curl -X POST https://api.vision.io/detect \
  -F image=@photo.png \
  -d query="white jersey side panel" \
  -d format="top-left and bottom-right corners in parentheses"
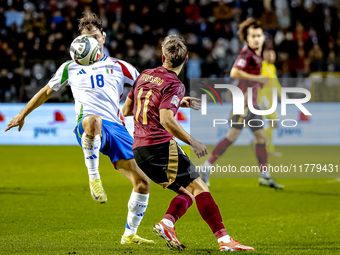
top-left (48, 55), bottom-right (139, 124)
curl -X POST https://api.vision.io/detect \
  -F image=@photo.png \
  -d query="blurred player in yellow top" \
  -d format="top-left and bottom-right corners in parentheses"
top-left (258, 49), bottom-right (282, 157)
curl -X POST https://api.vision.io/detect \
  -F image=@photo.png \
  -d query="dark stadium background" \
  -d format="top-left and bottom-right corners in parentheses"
top-left (1, 0), bottom-right (340, 102)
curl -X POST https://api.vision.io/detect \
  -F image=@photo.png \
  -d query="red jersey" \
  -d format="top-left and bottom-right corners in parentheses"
top-left (232, 45), bottom-right (263, 107)
top-left (128, 66), bottom-right (185, 149)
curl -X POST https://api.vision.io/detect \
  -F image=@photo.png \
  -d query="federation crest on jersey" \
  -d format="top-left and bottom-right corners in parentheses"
top-left (106, 65), bottom-right (114, 74)
top-left (237, 58), bottom-right (246, 68)
top-left (171, 95), bottom-right (180, 107)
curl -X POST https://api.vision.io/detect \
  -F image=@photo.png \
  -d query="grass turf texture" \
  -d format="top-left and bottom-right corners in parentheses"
top-left (0, 145), bottom-right (339, 255)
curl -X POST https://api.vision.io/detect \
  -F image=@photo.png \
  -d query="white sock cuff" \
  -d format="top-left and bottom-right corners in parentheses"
top-left (130, 190), bottom-right (149, 203)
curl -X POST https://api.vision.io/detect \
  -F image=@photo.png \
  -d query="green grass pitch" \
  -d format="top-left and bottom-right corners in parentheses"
top-left (0, 145), bottom-right (339, 254)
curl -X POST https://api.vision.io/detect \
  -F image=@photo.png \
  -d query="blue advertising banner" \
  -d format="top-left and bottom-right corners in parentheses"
top-left (0, 103), bottom-right (339, 145)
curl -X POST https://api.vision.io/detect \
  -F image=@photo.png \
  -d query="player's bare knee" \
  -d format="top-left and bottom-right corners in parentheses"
top-left (187, 178), bottom-right (209, 197)
top-left (83, 115), bottom-right (102, 136)
top-left (256, 136), bottom-right (267, 144)
top-left (226, 134), bottom-right (237, 143)
top-left (260, 134), bottom-right (267, 144)
top-left (254, 130), bottom-right (267, 144)
top-left (135, 177), bottom-right (150, 194)
top-left (226, 128), bottom-right (240, 143)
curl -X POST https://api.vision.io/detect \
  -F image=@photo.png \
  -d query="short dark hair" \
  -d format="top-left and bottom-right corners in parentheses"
top-left (78, 12), bottom-right (103, 35)
top-left (238, 18), bottom-right (262, 42)
top-left (162, 35), bottom-right (188, 68)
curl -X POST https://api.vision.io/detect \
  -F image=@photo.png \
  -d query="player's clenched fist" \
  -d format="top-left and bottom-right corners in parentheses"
top-left (5, 114), bottom-right (25, 132)
top-left (191, 139), bottom-right (208, 158)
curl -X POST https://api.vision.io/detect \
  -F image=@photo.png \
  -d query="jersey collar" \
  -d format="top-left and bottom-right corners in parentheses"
top-left (100, 55), bottom-right (108, 61)
top-left (247, 45), bottom-right (256, 53)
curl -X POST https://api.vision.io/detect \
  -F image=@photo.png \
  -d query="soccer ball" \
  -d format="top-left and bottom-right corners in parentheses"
top-left (70, 35), bottom-right (102, 65)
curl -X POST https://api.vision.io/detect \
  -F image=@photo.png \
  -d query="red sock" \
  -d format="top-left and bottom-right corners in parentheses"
top-left (164, 192), bottom-right (193, 225)
top-left (195, 192), bottom-right (228, 239)
top-left (255, 143), bottom-right (267, 171)
top-left (207, 138), bottom-right (233, 165)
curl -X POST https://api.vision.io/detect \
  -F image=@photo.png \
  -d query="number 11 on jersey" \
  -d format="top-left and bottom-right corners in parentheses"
top-left (135, 88), bottom-right (152, 124)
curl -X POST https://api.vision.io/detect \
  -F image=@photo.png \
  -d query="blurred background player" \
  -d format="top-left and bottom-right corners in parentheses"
top-left (201, 18), bottom-right (283, 189)
top-left (5, 12), bottom-right (155, 245)
top-left (257, 48), bottom-right (283, 157)
top-left (123, 35), bottom-right (255, 252)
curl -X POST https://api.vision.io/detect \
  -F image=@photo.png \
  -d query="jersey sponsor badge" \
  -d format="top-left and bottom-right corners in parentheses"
top-left (171, 95), bottom-right (180, 107)
top-left (237, 58), bottom-right (246, 68)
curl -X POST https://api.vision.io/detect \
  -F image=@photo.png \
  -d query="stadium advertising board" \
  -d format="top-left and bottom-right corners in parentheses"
top-left (0, 103), bottom-right (339, 145)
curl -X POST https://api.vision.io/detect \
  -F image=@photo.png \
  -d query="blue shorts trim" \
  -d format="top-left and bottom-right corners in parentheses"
top-left (75, 116), bottom-right (134, 163)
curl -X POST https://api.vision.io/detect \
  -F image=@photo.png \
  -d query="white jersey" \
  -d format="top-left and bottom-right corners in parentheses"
top-left (48, 55), bottom-right (139, 125)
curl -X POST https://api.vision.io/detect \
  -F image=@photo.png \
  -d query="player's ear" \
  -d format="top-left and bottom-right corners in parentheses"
top-left (184, 56), bottom-right (188, 63)
top-left (162, 55), bottom-right (165, 63)
top-left (103, 31), bottom-right (106, 41)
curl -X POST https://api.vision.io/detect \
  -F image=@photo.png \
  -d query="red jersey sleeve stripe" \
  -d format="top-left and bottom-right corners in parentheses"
top-left (117, 61), bottom-right (134, 81)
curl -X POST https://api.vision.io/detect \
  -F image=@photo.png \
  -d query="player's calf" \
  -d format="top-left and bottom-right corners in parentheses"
top-left (81, 131), bottom-right (106, 203)
top-left (186, 178), bottom-right (255, 251)
top-left (80, 115), bottom-right (105, 202)
top-left (116, 159), bottom-right (151, 241)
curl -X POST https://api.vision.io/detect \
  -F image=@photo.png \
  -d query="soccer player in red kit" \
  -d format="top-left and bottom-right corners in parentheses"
top-left (122, 35), bottom-right (255, 251)
top-left (201, 18), bottom-right (283, 189)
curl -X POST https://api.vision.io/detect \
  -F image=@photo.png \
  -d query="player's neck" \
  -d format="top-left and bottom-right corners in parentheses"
top-left (248, 45), bottom-right (262, 56)
top-left (100, 52), bottom-right (105, 60)
top-left (162, 64), bottom-right (182, 76)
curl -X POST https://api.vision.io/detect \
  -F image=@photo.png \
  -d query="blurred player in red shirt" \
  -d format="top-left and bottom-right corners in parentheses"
top-left (201, 18), bottom-right (283, 189)
top-left (122, 35), bottom-right (255, 252)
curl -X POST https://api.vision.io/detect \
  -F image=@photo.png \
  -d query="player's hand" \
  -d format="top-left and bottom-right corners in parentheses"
top-left (5, 114), bottom-right (25, 132)
top-left (180, 97), bottom-right (201, 110)
top-left (191, 139), bottom-right (208, 158)
top-left (259, 76), bottom-right (269, 86)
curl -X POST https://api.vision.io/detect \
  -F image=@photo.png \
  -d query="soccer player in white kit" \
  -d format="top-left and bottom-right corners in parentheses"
top-left (5, 12), bottom-right (154, 245)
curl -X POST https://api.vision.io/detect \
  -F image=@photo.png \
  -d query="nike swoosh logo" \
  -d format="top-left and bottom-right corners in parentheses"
top-left (92, 189), bottom-right (100, 200)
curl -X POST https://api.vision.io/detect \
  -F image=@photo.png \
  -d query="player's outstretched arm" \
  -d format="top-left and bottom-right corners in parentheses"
top-left (160, 109), bottom-right (208, 158)
top-left (5, 85), bottom-right (55, 132)
top-left (230, 67), bottom-right (268, 85)
top-left (122, 97), bottom-right (134, 117)
top-left (180, 97), bottom-right (201, 110)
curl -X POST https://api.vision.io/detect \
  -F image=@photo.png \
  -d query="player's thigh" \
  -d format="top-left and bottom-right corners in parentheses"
top-left (133, 144), bottom-right (170, 187)
top-left (185, 177), bottom-right (209, 197)
top-left (228, 110), bottom-right (245, 142)
top-left (253, 128), bottom-right (267, 144)
top-left (82, 114), bottom-right (103, 136)
top-left (166, 141), bottom-right (201, 192)
top-left (226, 127), bottom-right (242, 142)
top-left (115, 158), bottom-right (150, 193)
